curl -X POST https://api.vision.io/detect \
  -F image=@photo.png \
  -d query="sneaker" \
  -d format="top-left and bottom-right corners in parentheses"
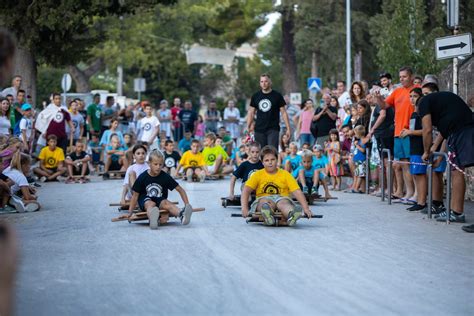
top-left (57, 176), bottom-right (66, 182)
top-left (302, 186), bottom-right (309, 195)
top-left (187, 174), bottom-right (193, 182)
top-left (407, 204), bottom-right (426, 212)
top-left (39, 176), bottom-right (47, 183)
top-left (0, 205), bottom-right (17, 213)
top-left (148, 206), bottom-right (160, 230)
top-left (435, 211), bottom-right (465, 223)
top-left (462, 224), bottom-right (474, 233)
top-left (260, 203), bottom-right (275, 226)
top-left (199, 173), bottom-right (206, 183)
top-left (102, 173), bottom-right (110, 180)
top-left (9, 196), bottom-right (25, 213)
top-left (66, 177), bottom-right (75, 184)
top-left (25, 202), bottom-right (40, 212)
top-left (79, 177), bottom-right (86, 184)
top-left (421, 204), bottom-right (446, 215)
top-left (180, 204), bottom-right (193, 225)
top-left (287, 206), bottom-right (303, 227)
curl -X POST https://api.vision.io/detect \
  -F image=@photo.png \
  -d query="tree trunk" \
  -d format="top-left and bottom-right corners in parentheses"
top-left (68, 57), bottom-right (104, 93)
top-left (13, 46), bottom-right (36, 106)
top-left (281, 2), bottom-right (299, 95)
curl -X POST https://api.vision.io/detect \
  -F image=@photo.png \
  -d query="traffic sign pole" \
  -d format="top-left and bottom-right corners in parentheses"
top-left (453, 29), bottom-right (459, 94)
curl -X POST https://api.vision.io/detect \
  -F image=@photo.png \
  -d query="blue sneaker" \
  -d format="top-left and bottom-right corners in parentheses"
top-left (435, 211), bottom-right (465, 223)
top-left (260, 203), bottom-right (275, 226)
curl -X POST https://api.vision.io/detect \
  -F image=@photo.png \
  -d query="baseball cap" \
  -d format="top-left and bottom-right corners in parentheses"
top-left (422, 74), bottom-right (438, 86)
top-left (21, 103), bottom-right (32, 111)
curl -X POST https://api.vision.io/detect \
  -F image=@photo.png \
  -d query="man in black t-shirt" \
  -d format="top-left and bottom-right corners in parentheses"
top-left (247, 74), bottom-right (290, 149)
top-left (312, 94), bottom-right (337, 147)
top-left (178, 101), bottom-right (198, 135)
top-left (418, 91), bottom-right (474, 225)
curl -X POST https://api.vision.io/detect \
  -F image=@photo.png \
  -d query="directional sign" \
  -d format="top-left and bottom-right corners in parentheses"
top-left (134, 78), bottom-right (146, 92)
top-left (290, 93), bottom-right (302, 105)
top-left (307, 77), bottom-right (322, 92)
top-left (435, 33), bottom-right (472, 60)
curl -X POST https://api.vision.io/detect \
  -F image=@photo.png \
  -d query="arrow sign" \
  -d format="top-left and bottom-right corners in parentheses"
top-left (435, 33), bottom-right (472, 60)
top-left (307, 77), bottom-right (322, 92)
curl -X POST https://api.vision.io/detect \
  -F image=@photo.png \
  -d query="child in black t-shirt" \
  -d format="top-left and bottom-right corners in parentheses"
top-left (162, 140), bottom-right (181, 177)
top-left (65, 140), bottom-right (91, 183)
top-left (229, 142), bottom-right (263, 200)
top-left (128, 150), bottom-right (193, 230)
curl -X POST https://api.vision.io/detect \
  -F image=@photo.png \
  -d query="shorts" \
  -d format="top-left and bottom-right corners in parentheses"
top-left (110, 160), bottom-right (121, 171)
top-left (184, 166), bottom-right (203, 172)
top-left (47, 167), bottom-right (58, 173)
top-left (394, 137), bottom-right (410, 160)
top-left (376, 136), bottom-right (394, 158)
top-left (354, 161), bottom-right (366, 177)
top-left (207, 164), bottom-right (220, 174)
top-left (138, 195), bottom-right (165, 211)
top-left (409, 155), bottom-right (427, 175)
top-left (72, 162), bottom-right (90, 176)
top-left (447, 125), bottom-right (474, 169)
top-left (249, 195), bottom-right (296, 213)
top-left (433, 157), bottom-right (447, 173)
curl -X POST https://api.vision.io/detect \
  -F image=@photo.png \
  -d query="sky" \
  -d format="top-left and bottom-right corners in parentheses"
top-left (256, 12), bottom-right (281, 38)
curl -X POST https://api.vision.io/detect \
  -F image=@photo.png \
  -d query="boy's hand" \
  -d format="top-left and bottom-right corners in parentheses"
top-left (242, 208), bottom-right (249, 218)
top-left (303, 207), bottom-right (313, 219)
top-left (229, 193), bottom-right (235, 200)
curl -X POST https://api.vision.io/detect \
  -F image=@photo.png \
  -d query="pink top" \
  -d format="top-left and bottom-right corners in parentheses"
top-left (195, 122), bottom-right (206, 137)
top-left (0, 148), bottom-right (15, 170)
top-left (300, 109), bottom-right (313, 134)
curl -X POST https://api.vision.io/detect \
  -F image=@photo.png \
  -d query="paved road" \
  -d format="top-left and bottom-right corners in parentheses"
top-left (5, 176), bottom-right (474, 315)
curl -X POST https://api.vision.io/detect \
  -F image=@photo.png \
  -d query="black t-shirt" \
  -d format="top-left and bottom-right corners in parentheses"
top-left (409, 112), bottom-right (423, 155)
top-left (418, 91), bottom-right (473, 139)
top-left (79, 110), bottom-right (88, 137)
top-left (232, 160), bottom-right (264, 182)
top-left (67, 151), bottom-right (89, 161)
top-left (250, 90), bottom-right (286, 132)
top-left (132, 171), bottom-right (178, 200)
top-left (313, 105), bottom-right (337, 137)
top-left (164, 151), bottom-right (181, 169)
top-left (371, 105), bottom-right (395, 138)
top-left (179, 109), bottom-right (198, 133)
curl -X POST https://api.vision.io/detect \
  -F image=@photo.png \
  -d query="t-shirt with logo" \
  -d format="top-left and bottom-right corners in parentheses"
top-left (179, 150), bottom-right (205, 169)
top-left (47, 108), bottom-right (71, 139)
top-left (164, 151), bottom-right (181, 169)
top-left (38, 146), bottom-right (65, 169)
top-left (178, 109), bottom-right (198, 133)
top-left (137, 116), bottom-right (160, 143)
top-left (66, 112), bottom-right (84, 140)
top-left (282, 154), bottom-right (302, 171)
top-left (19, 117), bottom-right (33, 140)
top-left (245, 168), bottom-right (300, 198)
top-left (67, 150), bottom-right (89, 162)
top-left (250, 90), bottom-right (286, 133)
top-left (312, 155), bottom-right (328, 169)
top-left (87, 103), bottom-right (102, 132)
top-left (385, 85), bottom-right (416, 137)
top-left (232, 160), bottom-right (264, 183)
top-left (202, 145), bottom-right (228, 166)
top-left (132, 170), bottom-right (178, 201)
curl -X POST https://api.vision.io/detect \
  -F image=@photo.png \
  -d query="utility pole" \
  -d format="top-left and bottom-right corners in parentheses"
top-left (346, 0), bottom-right (351, 88)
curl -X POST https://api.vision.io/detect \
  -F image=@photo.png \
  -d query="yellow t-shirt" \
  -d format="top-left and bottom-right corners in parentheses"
top-left (38, 146), bottom-right (65, 169)
top-left (202, 145), bottom-right (228, 166)
top-left (245, 169), bottom-right (300, 198)
top-left (179, 150), bottom-right (205, 168)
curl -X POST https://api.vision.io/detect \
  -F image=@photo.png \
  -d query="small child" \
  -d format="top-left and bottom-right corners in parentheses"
top-left (241, 145), bottom-right (312, 226)
top-left (229, 142), bottom-right (263, 200)
top-left (283, 142), bottom-right (301, 173)
top-left (311, 145), bottom-right (332, 199)
top-left (194, 115), bottom-right (206, 141)
top-left (163, 140), bottom-right (181, 176)
top-left (351, 125), bottom-right (369, 193)
top-left (232, 144), bottom-right (248, 167)
top-left (19, 104), bottom-right (34, 153)
top-left (176, 139), bottom-right (206, 182)
top-left (326, 128), bottom-right (343, 190)
top-left (33, 135), bottom-right (66, 182)
top-left (292, 150), bottom-right (320, 196)
top-left (121, 145), bottom-right (149, 205)
top-left (123, 133), bottom-right (133, 150)
top-left (136, 103), bottom-right (160, 149)
top-left (88, 134), bottom-right (102, 172)
top-left (65, 140), bottom-right (91, 183)
top-left (178, 130), bottom-right (193, 153)
top-left (128, 150), bottom-right (193, 230)
top-left (202, 132), bottom-right (233, 176)
top-left (0, 137), bottom-right (22, 171)
top-left (104, 134), bottom-right (128, 176)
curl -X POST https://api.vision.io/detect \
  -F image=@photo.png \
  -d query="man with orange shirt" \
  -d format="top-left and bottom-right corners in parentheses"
top-left (376, 66), bottom-right (416, 203)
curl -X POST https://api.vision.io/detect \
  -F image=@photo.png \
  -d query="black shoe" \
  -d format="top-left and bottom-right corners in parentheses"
top-left (421, 204), bottom-right (445, 215)
top-left (103, 173), bottom-right (110, 180)
top-left (407, 204), bottom-right (426, 212)
top-left (462, 224), bottom-right (474, 233)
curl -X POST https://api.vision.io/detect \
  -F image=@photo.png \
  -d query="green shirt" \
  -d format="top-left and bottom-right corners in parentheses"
top-left (10, 102), bottom-right (23, 127)
top-left (87, 103), bottom-right (102, 132)
top-left (202, 145), bottom-right (228, 166)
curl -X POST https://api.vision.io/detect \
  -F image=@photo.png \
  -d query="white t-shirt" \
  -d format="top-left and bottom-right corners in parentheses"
top-left (19, 117), bottom-right (33, 139)
top-left (123, 163), bottom-right (149, 187)
top-left (158, 109), bottom-right (172, 137)
top-left (137, 116), bottom-right (160, 143)
top-left (3, 167), bottom-right (28, 194)
top-left (0, 116), bottom-right (11, 135)
top-left (338, 91), bottom-right (351, 107)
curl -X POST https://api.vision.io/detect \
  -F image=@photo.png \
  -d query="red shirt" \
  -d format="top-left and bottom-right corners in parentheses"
top-left (171, 106), bottom-right (181, 128)
top-left (47, 108), bottom-right (71, 139)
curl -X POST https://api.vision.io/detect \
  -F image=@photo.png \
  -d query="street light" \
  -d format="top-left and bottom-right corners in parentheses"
top-left (346, 0), bottom-right (351, 88)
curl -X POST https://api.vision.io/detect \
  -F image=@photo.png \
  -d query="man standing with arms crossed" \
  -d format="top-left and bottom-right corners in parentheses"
top-left (247, 74), bottom-right (290, 149)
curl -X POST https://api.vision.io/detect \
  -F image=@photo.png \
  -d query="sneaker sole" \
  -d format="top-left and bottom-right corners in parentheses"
top-left (149, 207), bottom-right (160, 230)
top-left (287, 206), bottom-right (303, 227)
top-left (25, 202), bottom-right (40, 212)
top-left (260, 207), bottom-right (275, 226)
top-left (182, 204), bottom-right (193, 225)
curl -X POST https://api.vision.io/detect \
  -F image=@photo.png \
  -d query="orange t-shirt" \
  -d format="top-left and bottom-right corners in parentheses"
top-left (385, 85), bottom-right (416, 137)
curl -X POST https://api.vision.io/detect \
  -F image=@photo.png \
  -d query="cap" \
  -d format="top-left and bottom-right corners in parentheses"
top-left (422, 74), bottom-right (438, 86)
top-left (160, 99), bottom-right (168, 105)
top-left (21, 103), bottom-right (32, 111)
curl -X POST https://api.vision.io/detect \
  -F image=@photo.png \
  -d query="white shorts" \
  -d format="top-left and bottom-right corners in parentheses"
top-left (207, 165), bottom-right (216, 174)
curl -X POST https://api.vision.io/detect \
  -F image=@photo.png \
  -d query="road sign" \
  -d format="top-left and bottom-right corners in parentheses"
top-left (435, 33), bottom-right (472, 60)
top-left (290, 93), bottom-right (302, 105)
top-left (134, 78), bottom-right (146, 92)
top-left (447, 0), bottom-right (459, 28)
top-left (307, 77), bottom-right (322, 92)
top-left (61, 73), bottom-right (72, 92)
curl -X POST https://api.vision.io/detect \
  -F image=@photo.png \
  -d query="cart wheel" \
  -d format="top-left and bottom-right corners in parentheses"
top-left (222, 199), bottom-right (227, 208)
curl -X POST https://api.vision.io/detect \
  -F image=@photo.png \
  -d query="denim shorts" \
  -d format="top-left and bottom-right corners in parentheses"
top-left (394, 137), bottom-right (410, 160)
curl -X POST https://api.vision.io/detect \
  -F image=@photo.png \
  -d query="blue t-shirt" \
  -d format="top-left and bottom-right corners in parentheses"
top-left (312, 155), bottom-right (328, 169)
top-left (292, 165), bottom-right (317, 179)
top-left (283, 154), bottom-right (302, 170)
top-left (178, 138), bottom-right (192, 153)
top-left (106, 145), bottom-right (125, 161)
top-left (353, 140), bottom-right (366, 162)
top-left (100, 130), bottom-right (125, 147)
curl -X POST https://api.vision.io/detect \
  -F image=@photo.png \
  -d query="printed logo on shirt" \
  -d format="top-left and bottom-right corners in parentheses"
top-left (247, 169), bottom-right (257, 179)
top-left (46, 157), bottom-right (56, 166)
top-left (165, 157), bottom-right (175, 168)
top-left (73, 120), bottom-right (79, 128)
top-left (207, 154), bottom-right (216, 162)
top-left (189, 160), bottom-right (198, 167)
top-left (143, 123), bottom-right (152, 131)
top-left (262, 182), bottom-right (280, 195)
top-left (53, 111), bottom-right (64, 123)
top-left (258, 99), bottom-right (272, 112)
top-left (146, 183), bottom-right (163, 198)
top-left (95, 110), bottom-right (101, 119)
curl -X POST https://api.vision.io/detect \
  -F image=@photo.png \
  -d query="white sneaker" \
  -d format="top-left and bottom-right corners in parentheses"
top-left (148, 207), bottom-right (160, 230)
top-left (40, 176), bottom-right (47, 183)
top-left (9, 195), bottom-right (25, 213)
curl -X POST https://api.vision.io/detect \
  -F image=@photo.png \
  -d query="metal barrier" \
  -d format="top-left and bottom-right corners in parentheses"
top-left (380, 149), bottom-right (392, 204)
top-left (365, 151), bottom-right (370, 195)
top-left (428, 152), bottom-right (451, 223)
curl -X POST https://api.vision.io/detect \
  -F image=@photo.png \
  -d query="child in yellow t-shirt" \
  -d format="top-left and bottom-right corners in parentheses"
top-left (33, 135), bottom-right (66, 182)
top-left (241, 145), bottom-right (312, 226)
top-left (202, 132), bottom-right (233, 176)
top-left (177, 139), bottom-right (206, 182)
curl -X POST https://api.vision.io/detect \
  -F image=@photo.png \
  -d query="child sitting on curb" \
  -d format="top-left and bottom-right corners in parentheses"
top-left (177, 140), bottom-right (207, 182)
top-left (33, 135), bottom-right (66, 182)
top-left (65, 140), bottom-right (91, 183)
top-left (202, 132), bottom-right (233, 176)
top-left (163, 140), bottom-right (181, 177)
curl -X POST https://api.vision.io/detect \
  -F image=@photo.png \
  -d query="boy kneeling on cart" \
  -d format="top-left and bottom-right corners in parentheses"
top-left (241, 145), bottom-right (312, 226)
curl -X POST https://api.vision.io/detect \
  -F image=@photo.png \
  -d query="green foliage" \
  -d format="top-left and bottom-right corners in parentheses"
top-left (37, 66), bottom-right (68, 104)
